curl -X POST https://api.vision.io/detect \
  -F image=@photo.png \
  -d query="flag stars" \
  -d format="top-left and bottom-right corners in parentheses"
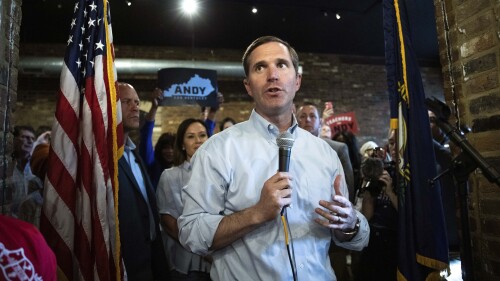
top-left (70, 19), bottom-right (76, 29)
top-left (79, 41), bottom-right (83, 51)
top-left (89, 2), bottom-right (97, 11)
top-left (95, 40), bottom-right (104, 50)
top-left (83, 9), bottom-right (88, 18)
top-left (76, 59), bottom-right (82, 68)
top-left (81, 26), bottom-right (85, 34)
top-left (88, 18), bottom-right (95, 27)
top-left (90, 61), bottom-right (95, 68)
top-left (97, 17), bottom-right (102, 26)
top-left (74, 3), bottom-right (78, 13)
top-left (67, 35), bottom-right (73, 46)
top-left (86, 35), bottom-right (91, 42)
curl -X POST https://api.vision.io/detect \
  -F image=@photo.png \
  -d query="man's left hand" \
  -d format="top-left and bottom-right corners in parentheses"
top-left (314, 175), bottom-right (357, 236)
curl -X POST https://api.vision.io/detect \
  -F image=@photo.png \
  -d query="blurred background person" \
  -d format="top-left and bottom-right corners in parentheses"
top-left (219, 117), bottom-right (236, 132)
top-left (320, 124), bottom-right (332, 139)
top-left (8, 126), bottom-right (36, 217)
top-left (150, 133), bottom-right (176, 184)
top-left (359, 141), bottom-right (379, 160)
top-left (18, 143), bottom-right (49, 228)
top-left (354, 130), bottom-right (398, 281)
top-left (156, 118), bottom-right (211, 280)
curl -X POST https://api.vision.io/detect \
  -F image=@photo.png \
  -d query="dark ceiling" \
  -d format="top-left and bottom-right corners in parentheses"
top-left (21, 0), bottom-right (439, 60)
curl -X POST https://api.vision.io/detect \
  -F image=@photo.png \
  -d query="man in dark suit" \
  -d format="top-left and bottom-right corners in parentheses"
top-left (117, 82), bottom-right (169, 281)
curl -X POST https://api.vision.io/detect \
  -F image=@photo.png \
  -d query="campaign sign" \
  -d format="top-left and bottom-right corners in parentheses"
top-left (158, 68), bottom-right (218, 107)
top-left (324, 112), bottom-right (360, 134)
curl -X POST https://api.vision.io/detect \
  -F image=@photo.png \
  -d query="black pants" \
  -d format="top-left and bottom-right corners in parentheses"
top-left (169, 270), bottom-right (211, 281)
top-left (354, 227), bottom-right (397, 281)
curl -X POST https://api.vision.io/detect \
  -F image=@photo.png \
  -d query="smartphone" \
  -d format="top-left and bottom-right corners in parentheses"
top-left (325, 101), bottom-right (333, 110)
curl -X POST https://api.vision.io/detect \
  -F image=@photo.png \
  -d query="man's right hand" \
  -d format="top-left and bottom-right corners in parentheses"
top-left (209, 172), bottom-right (293, 251)
top-left (254, 172), bottom-right (293, 222)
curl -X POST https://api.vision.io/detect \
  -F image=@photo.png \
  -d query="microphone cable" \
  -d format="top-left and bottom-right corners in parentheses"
top-left (281, 208), bottom-right (298, 281)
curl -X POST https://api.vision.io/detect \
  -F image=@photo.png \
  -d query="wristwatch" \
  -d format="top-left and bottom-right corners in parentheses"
top-left (341, 216), bottom-right (360, 236)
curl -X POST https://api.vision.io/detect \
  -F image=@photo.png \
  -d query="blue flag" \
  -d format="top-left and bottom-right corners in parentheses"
top-left (383, 0), bottom-right (450, 280)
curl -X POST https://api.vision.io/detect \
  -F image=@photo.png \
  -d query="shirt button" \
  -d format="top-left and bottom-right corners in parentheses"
top-left (299, 263), bottom-right (304, 269)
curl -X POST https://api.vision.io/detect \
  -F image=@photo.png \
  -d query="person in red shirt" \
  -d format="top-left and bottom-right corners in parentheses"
top-left (0, 214), bottom-right (56, 281)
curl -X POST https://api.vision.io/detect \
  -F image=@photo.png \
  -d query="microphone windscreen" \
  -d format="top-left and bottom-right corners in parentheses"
top-left (277, 132), bottom-right (294, 149)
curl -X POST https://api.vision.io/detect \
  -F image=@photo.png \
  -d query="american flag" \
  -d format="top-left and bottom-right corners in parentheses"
top-left (41, 0), bottom-right (124, 280)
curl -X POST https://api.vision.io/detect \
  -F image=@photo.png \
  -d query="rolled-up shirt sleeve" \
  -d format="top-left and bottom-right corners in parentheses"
top-left (178, 146), bottom-right (228, 256)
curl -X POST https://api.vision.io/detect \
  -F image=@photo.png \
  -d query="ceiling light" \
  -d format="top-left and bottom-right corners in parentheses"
top-left (126, 1), bottom-right (131, 6)
top-left (181, 0), bottom-right (199, 15)
top-left (335, 13), bottom-right (341, 20)
top-left (251, 7), bottom-right (258, 14)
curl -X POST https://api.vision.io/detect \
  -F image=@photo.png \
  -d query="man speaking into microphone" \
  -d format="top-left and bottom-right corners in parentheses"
top-left (178, 36), bottom-right (369, 281)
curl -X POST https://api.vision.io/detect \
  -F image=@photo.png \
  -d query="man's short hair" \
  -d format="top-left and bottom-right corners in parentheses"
top-left (300, 101), bottom-right (318, 108)
top-left (242, 36), bottom-right (299, 77)
top-left (297, 102), bottom-right (319, 115)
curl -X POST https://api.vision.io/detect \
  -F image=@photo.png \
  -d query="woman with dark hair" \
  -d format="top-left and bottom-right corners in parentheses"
top-left (219, 117), bottom-right (236, 132)
top-left (156, 119), bottom-right (211, 280)
top-left (150, 133), bottom-right (176, 184)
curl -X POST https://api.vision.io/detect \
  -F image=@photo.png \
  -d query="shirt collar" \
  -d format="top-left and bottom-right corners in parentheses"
top-left (249, 109), bottom-right (298, 140)
top-left (124, 137), bottom-right (136, 152)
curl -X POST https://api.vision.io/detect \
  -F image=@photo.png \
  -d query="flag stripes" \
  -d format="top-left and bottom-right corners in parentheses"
top-left (41, 0), bottom-right (123, 280)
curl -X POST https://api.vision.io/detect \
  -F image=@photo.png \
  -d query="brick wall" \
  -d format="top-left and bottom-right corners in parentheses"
top-left (0, 0), bottom-right (21, 199)
top-left (434, 0), bottom-right (500, 279)
top-left (18, 43), bottom-right (444, 147)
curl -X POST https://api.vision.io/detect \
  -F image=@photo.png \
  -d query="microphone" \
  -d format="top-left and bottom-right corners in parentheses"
top-left (277, 132), bottom-right (294, 215)
top-left (276, 132), bottom-right (294, 172)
